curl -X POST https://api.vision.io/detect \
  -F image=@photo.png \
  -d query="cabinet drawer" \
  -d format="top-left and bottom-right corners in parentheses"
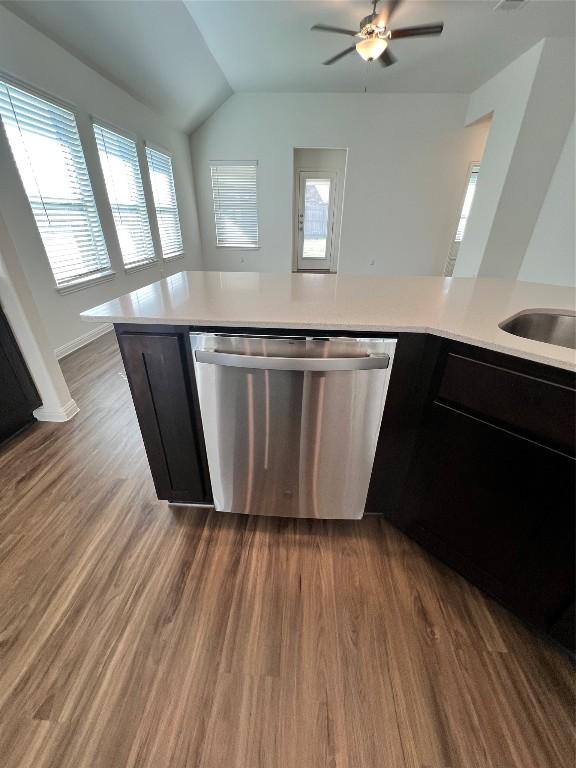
top-left (437, 353), bottom-right (575, 455)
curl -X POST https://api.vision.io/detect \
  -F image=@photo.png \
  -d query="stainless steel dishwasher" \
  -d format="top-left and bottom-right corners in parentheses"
top-left (191, 333), bottom-right (397, 519)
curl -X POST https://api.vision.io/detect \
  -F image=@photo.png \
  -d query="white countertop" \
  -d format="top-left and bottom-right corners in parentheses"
top-left (81, 272), bottom-right (576, 371)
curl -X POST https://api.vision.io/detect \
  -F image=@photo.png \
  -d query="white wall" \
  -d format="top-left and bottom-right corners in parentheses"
top-left (454, 42), bottom-right (542, 277)
top-left (455, 38), bottom-right (575, 281)
top-left (519, 120), bottom-right (575, 287)
top-left (0, 5), bottom-right (203, 351)
top-left (191, 92), bottom-right (490, 276)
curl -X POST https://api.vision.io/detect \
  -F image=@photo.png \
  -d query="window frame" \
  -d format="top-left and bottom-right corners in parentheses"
top-left (0, 72), bottom-right (114, 292)
top-left (93, 120), bottom-right (157, 273)
top-left (445, 161), bottom-right (481, 277)
top-left (210, 160), bottom-right (260, 250)
top-left (145, 142), bottom-right (184, 261)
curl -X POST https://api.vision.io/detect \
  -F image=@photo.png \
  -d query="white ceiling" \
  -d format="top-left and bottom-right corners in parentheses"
top-left (2, 0), bottom-right (574, 133)
top-left (2, 0), bottom-right (232, 132)
top-left (186, 0), bottom-right (575, 94)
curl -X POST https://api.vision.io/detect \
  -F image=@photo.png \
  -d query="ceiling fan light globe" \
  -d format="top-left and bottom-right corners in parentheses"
top-left (356, 37), bottom-right (388, 62)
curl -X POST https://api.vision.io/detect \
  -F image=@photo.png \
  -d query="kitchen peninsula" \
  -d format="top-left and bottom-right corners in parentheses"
top-left (82, 272), bottom-right (575, 369)
top-left (82, 272), bottom-right (575, 651)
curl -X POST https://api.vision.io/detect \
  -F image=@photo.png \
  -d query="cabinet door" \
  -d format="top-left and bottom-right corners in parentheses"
top-left (0, 307), bottom-right (41, 444)
top-left (117, 332), bottom-right (211, 504)
top-left (549, 603), bottom-right (575, 652)
top-left (398, 402), bottom-right (575, 630)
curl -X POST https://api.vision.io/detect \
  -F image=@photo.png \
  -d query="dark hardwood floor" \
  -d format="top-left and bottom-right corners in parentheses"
top-left (0, 332), bottom-right (573, 768)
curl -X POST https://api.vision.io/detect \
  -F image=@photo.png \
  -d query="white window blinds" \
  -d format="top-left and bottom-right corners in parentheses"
top-left (445, 163), bottom-right (481, 277)
top-left (455, 164), bottom-right (480, 242)
top-left (210, 162), bottom-right (259, 248)
top-left (146, 146), bottom-right (183, 259)
top-left (94, 124), bottom-right (155, 269)
top-left (0, 80), bottom-right (110, 288)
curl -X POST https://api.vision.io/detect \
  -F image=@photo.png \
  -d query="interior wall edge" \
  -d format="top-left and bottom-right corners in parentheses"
top-left (454, 39), bottom-right (546, 278)
top-left (0, 210), bottom-right (76, 420)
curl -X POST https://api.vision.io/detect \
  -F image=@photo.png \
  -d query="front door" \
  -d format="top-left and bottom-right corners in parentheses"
top-left (295, 171), bottom-right (338, 272)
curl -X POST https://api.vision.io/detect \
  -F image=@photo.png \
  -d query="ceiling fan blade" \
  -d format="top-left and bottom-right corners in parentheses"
top-left (390, 23), bottom-right (444, 39)
top-left (375, 0), bottom-right (404, 27)
top-left (323, 45), bottom-right (357, 65)
top-left (311, 24), bottom-right (358, 37)
top-left (379, 48), bottom-right (397, 67)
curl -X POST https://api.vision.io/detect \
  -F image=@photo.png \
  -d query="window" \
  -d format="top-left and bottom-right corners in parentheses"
top-left (0, 80), bottom-right (110, 288)
top-left (94, 123), bottom-right (155, 269)
top-left (146, 146), bottom-right (183, 259)
top-left (210, 161), bottom-right (258, 248)
top-left (445, 163), bottom-right (480, 276)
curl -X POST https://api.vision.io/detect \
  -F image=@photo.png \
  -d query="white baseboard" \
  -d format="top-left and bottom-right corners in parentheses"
top-left (34, 398), bottom-right (80, 422)
top-left (54, 323), bottom-right (113, 360)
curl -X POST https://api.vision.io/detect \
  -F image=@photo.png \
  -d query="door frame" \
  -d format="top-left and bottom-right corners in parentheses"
top-left (293, 170), bottom-right (339, 273)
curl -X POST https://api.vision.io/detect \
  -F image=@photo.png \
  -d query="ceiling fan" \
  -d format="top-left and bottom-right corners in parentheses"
top-left (311, 0), bottom-right (444, 67)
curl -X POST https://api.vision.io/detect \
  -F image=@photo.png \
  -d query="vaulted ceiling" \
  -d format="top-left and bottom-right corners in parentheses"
top-left (187, 0), bottom-right (575, 94)
top-left (2, 0), bottom-right (232, 132)
top-left (3, 0), bottom-right (574, 133)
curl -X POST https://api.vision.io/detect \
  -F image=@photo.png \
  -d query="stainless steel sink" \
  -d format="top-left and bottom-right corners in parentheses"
top-left (499, 310), bottom-right (576, 350)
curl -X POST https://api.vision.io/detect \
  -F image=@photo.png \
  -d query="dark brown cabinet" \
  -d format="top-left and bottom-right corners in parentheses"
top-left (387, 340), bottom-right (575, 649)
top-left (549, 602), bottom-right (575, 650)
top-left (0, 305), bottom-right (41, 445)
top-left (116, 326), bottom-right (211, 504)
top-left (397, 402), bottom-right (574, 626)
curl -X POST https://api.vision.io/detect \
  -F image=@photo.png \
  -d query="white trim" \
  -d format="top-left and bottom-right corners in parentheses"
top-left (145, 139), bottom-right (173, 158)
top-left (123, 259), bottom-right (158, 275)
top-left (90, 115), bottom-right (138, 143)
top-left (209, 159), bottom-right (258, 167)
top-left (34, 398), bottom-right (79, 423)
top-left (215, 245), bottom-right (260, 251)
top-left (167, 502), bottom-right (215, 509)
top-left (56, 269), bottom-right (116, 295)
top-left (0, 68), bottom-right (77, 115)
top-left (54, 323), bottom-right (113, 360)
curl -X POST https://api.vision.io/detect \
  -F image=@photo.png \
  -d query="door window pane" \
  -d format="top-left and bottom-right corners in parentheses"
top-left (303, 178), bottom-right (331, 259)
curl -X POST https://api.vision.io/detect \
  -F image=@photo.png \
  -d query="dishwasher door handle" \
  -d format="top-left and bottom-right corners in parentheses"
top-left (194, 350), bottom-right (390, 371)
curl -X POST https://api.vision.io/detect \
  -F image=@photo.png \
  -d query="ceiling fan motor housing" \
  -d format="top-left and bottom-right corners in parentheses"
top-left (359, 13), bottom-right (388, 36)
top-left (358, 14), bottom-right (390, 56)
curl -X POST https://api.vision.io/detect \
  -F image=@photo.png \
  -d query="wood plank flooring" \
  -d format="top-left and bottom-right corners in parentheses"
top-left (0, 331), bottom-right (573, 768)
